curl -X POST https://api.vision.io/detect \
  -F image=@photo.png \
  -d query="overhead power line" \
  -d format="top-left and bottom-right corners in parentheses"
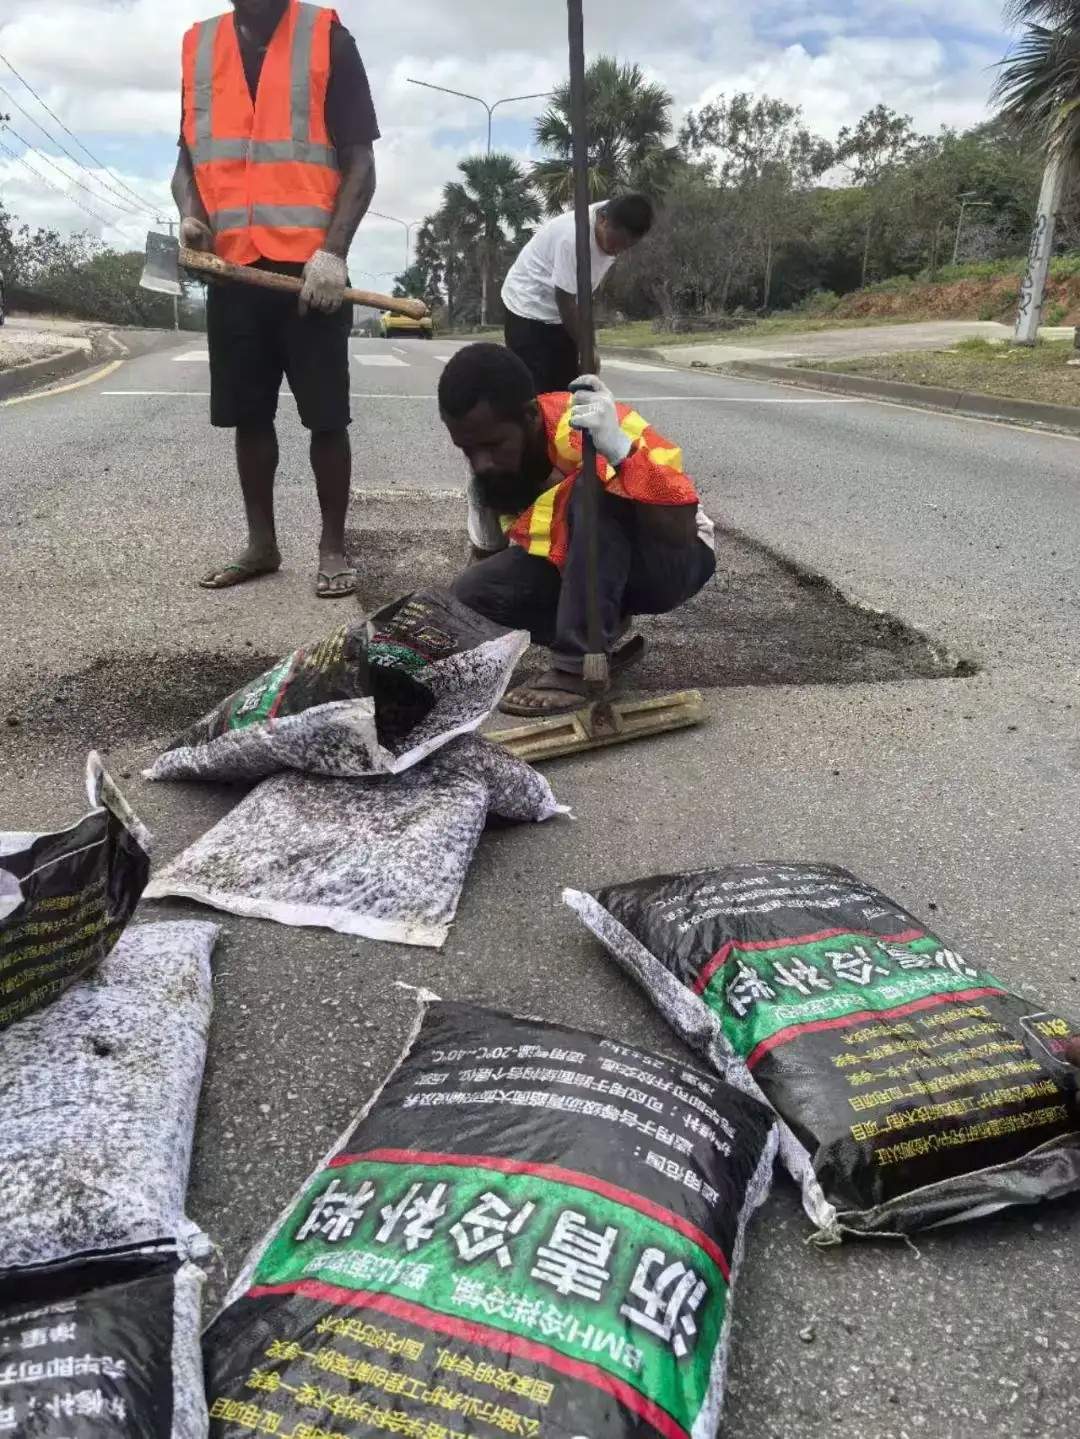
top-left (0, 50), bottom-right (163, 218)
top-left (0, 79), bottom-right (151, 218)
top-left (0, 136), bottom-right (114, 227)
top-left (1, 120), bottom-right (146, 218)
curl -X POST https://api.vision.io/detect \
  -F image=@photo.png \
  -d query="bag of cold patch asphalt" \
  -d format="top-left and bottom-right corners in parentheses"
top-left (0, 753), bottom-right (150, 1032)
top-left (566, 863), bottom-right (1080, 1238)
top-left (145, 591), bottom-right (529, 784)
top-left (145, 736), bottom-right (564, 947)
top-left (204, 1001), bottom-right (777, 1439)
top-left (0, 920), bottom-right (218, 1271)
top-left (0, 1244), bottom-right (208, 1439)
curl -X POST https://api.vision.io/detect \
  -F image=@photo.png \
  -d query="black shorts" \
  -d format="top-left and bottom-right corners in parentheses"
top-left (206, 263), bottom-right (352, 432)
top-left (504, 309), bottom-right (580, 395)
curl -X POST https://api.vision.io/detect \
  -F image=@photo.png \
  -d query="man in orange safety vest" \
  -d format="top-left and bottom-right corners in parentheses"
top-left (441, 344), bottom-right (716, 717)
top-left (172, 0), bottom-right (378, 599)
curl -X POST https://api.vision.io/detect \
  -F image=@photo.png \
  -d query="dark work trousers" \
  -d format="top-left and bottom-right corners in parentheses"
top-left (451, 481), bottom-right (716, 674)
top-left (504, 309), bottom-right (581, 394)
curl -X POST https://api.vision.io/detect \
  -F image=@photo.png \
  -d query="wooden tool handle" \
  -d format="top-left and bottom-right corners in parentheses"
top-left (179, 248), bottom-right (429, 319)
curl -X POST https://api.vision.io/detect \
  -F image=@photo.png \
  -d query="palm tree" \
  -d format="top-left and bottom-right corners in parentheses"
top-left (994, 0), bottom-right (1080, 157)
top-left (532, 57), bottom-right (680, 215)
top-left (993, 0), bottom-right (1080, 338)
top-left (443, 153), bottom-right (541, 327)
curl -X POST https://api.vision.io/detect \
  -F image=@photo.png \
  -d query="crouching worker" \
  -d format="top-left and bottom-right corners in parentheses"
top-left (440, 343), bottom-right (716, 717)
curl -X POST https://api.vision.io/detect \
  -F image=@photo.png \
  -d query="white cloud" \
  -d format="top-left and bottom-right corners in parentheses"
top-left (0, 0), bottom-right (1010, 277)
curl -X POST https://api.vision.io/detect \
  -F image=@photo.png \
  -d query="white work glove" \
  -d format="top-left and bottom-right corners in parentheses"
top-left (300, 249), bottom-right (348, 315)
top-left (569, 374), bottom-right (631, 467)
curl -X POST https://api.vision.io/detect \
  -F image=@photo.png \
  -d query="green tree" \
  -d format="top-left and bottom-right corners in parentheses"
top-left (835, 105), bottom-right (918, 285)
top-left (533, 57), bottom-right (679, 214)
top-left (994, 0), bottom-right (1080, 166)
top-left (392, 263), bottom-right (430, 300)
top-left (681, 93), bottom-right (833, 310)
top-left (442, 152), bottom-right (540, 326)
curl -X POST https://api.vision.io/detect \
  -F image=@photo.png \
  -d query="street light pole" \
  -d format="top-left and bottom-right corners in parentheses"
top-left (406, 78), bottom-right (552, 153)
top-left (369, 212), bottom-right (419, 273)
top-left (406, 80), bottom-right (552, 326)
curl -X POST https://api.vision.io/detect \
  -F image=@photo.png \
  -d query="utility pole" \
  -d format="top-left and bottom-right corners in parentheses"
top-left (165, 217), bottom-right (180, 331)
top-left (952, 192), bottom-right (991, 268)
top-left (1014, 153), bottom-right (1065, 346)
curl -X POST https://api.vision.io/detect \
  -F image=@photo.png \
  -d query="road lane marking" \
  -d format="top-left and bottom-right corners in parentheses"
top-left (173, 350), bottom-right (209, 361)
top-left (352, 353), bottom-right (409, 367)
top-left (102, 389), bottom-right (437, 399)
top-left (98, 390), bottom-right (865, 403)
top-left (604, 358), bottom-right (671, 372)
top-left (3, 358), bottom-right (125, 406)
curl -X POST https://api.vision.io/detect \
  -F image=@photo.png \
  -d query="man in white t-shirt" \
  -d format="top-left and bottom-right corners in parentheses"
top-left (501, 193), bottom-right (654, 393)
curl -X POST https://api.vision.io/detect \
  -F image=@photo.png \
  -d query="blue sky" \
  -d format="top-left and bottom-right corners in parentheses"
top-left (0, 0), bottom-right (1014, 281)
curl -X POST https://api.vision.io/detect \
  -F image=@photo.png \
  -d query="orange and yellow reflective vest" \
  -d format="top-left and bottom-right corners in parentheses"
top-left (503, 393), bottom-right (701, 570)
top-left (181, 2), bottom-right (341, 266)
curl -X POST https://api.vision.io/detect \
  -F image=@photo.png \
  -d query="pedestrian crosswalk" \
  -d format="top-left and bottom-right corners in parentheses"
top-left (170, 347), bottom-right (673, 374)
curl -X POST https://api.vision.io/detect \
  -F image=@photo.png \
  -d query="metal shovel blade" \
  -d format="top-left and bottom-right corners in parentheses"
top-left (140, 231), bottom-right (182, 296)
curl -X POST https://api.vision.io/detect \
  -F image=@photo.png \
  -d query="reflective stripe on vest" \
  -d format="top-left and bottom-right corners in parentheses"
top-left (209, 204), bottom-right (337, 233)
top-left (184, 3), bottom-right (340, 263)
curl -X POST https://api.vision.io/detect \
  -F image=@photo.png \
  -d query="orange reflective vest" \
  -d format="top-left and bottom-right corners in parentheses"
top-left (182, 2), bottom-right (341, 266)
top-left (505, 393), bottom-right (701, 569)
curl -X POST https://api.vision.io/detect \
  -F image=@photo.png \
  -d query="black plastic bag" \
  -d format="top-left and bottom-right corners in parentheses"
top-left (146, 592), bottom-right (529, 784)
top-left (0, 754), bottom-right (150, 1032)
top-left (204, 1002), bottom-right (777, 1439)
top-left (566, 864), bottom-right (1080, 1237)
top-left (0, 1243), bottom-right (207, 1437)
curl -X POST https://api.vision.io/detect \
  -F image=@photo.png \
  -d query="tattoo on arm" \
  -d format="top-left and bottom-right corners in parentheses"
top-left (323, 143), bottom-right (376, 258)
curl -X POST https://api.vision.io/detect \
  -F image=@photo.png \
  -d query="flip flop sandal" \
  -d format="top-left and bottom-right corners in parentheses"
top-left (499, 668), bottom-right (597, 719)
top-left (198, 560), bottom-right (280, 591)
top-left (316, 568), bottom-right (358, 600)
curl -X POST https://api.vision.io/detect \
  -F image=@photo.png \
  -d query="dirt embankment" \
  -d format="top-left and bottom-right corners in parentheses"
top-left (813, 274), bottom-right (1080, 325)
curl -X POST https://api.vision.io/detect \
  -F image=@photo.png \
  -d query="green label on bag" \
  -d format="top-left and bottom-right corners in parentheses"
top-left (252, 1155), bottom-right (727, 1434)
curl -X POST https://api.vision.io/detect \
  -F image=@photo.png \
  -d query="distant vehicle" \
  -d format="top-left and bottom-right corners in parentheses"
top-left (381, 309), bottom-right (433, 340)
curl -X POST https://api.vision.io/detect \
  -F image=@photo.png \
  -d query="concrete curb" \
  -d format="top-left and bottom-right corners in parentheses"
top-left (601, 344), bottom-right (686, 368)
top-left (720, 359), bottom-right (1080, 434)
top-left (0, 345), bottom-right (91, 401)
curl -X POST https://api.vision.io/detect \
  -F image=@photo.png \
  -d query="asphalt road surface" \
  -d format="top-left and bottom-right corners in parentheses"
top-left (2, 331), bottom-right (1079, 1438)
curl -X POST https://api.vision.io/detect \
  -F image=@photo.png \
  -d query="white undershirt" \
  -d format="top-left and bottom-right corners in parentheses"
top-left (501, 204), bottom-right (616, 325)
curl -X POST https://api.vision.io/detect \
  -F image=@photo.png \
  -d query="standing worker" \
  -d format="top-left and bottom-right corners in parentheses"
top-left (501, 194), bottom-right (653, 395)
top-left (172, 0), bottom-right (379, 598)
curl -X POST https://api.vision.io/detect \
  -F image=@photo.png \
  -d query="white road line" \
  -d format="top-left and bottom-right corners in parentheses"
top-left (100, 390), bottom-right (862, 403)
top-left (392, 346), bottom-right (409, 356)
top-left (101, 390), bottom-right (438, 399)
top-left (172, 350), bottom-right (209, 362)
top-left (352, 353), bottom-right (409, 367)
top-left (604, 358), bottom-right (671, 372)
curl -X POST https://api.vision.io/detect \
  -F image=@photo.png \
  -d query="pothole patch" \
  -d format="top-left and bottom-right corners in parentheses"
top-left (347, 491), bottom-right (968, 691)
top-left (2, 648), bottom-right (281, 755)
top-left (1, 491), bottom-right (970, 760)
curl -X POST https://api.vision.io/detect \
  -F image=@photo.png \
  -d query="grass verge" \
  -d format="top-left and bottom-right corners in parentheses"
top-left (801, 337), bottom-right (1080, 408)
